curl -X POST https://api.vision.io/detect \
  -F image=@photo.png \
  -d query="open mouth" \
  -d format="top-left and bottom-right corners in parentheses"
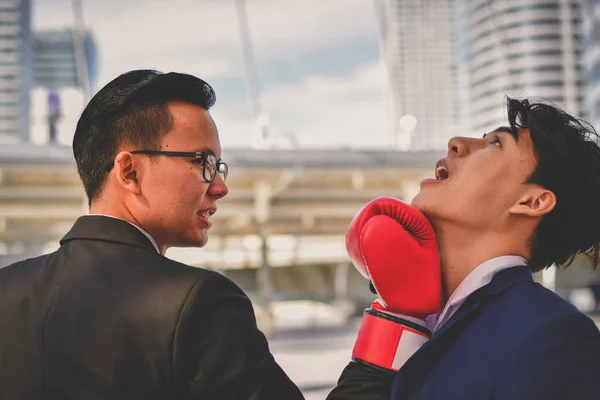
top-left (197, 208), bottom-right (216, 219)
top-left (435, 161), bottom-right (449, 181)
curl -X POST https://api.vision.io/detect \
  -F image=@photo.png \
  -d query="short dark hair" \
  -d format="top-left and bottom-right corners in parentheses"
top-left (72, 69), bottom-right (216, 204)
top-left (506, 97), bottom-right (600, 272)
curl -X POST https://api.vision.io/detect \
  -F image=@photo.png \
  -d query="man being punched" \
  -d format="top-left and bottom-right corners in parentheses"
top-left (328, 98), bottom-right (600, 400)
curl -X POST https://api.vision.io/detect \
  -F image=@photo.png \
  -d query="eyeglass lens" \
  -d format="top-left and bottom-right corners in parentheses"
top-left (204, 154), bottom-right (216, 182)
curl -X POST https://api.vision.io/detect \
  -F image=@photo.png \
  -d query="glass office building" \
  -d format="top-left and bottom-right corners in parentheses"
top-left (582, 0), bottom-right (600, 127)
top-left (375, 0), bottom-right (459, 150)
top-left (454, 0), bottom-right (584, 135)
top-left (0, 0), bottom-right (32, 142)
top-left (31, 28), bottom-right (97, 145)
top-left (34, 28), bottom-right (97, 91)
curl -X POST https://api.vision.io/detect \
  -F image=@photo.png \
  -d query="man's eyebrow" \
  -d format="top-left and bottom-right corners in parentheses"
top-left (184, 147), bottom-right (215, 154)
top-left (482, 126), bottom-right (518, 142)
top-left (193, 147), bottom-right (222, 158)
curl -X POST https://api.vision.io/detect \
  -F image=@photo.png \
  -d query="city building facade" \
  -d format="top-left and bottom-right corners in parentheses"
top-left (582, 0), bottom-right (600, 127)
top-left (455, 0), bottom-right (584, 135)
top-left (31, 28), bottom-right (97, 145)
top-left (375, 0), bottom-right (459, 150)
top-left (33, 28), bottom-right (97, 90)
top-left (0, 0), bottom-right (32, 142)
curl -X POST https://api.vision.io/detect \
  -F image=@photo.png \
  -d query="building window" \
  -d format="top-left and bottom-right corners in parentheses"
top-left (472, 65), bottom-right (564, 88)
top-left (471, 18), bottom-right (560, 47)
top-left (471, 3), bottom-right (560, 29)
top-left (472, 81), bottom-right (565, 102)
top-left (470, 34), bottom-right (561, 59)
top-left (470, 50), bottom-right (562, 74)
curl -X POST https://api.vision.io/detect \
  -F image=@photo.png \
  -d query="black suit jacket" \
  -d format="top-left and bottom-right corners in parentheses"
top-left (0, 216), bottom-right (303, 400)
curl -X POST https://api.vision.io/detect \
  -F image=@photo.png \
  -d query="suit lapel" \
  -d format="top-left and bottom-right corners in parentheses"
top-left (430, 293), bottom-right (482, 340)
top-left (393, 267), bottom-right (534, 397)
top-left (403, 287), bottom-right (484, 365)
top-left (432, 266), bottom-right (533, 339)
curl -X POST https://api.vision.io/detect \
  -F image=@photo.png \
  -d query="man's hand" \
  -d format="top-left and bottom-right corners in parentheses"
top-left (346, 197), bottom-right (441, 372)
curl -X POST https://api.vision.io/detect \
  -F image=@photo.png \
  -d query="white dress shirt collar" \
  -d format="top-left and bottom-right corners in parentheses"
top-left (86, 214), bottom-right (161, 254)
top-left (428, 255), bottom-right (528, 333)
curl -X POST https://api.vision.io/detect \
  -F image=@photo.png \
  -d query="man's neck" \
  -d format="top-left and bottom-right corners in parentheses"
top-left (433, 222), bottom-right (529, 304)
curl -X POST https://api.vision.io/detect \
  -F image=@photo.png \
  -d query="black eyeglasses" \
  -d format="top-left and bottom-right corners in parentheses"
top-left (105, 150), bottom-right (228, 183)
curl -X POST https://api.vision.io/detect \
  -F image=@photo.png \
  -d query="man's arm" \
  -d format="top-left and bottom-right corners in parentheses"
top-left (327, 361), bottom-right (395, 400)
top-left (172, 272), bottom-right (304, 399)
top-left (327, 197), bottom-right (441, 399)
top-left (495, 312), bottom-right (600, 399)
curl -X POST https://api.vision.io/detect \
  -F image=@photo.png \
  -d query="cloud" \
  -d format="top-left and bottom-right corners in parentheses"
top-left (244, 0), bottom-right (379, 59)
top-left (214, 61), bottom-right (387, 148)
top-left (32, 0), bottom-right (385, 149)
top-left (33, 0), bottom-right (379, 86)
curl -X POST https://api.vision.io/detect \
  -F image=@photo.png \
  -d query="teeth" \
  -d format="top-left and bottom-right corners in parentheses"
top-left (197, 210), bottom-right (211, 219)
top-left (435, 166), bottom-right (449, 180)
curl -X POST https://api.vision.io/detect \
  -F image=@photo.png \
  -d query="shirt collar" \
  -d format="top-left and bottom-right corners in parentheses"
top-left (430, 255), bottom-right (528, 332)
top-left (87, 214), bottom-right (161, 254)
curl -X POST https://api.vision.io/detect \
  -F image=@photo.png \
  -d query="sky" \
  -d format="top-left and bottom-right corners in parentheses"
top-left (33, 0), bottom-right (387, 149)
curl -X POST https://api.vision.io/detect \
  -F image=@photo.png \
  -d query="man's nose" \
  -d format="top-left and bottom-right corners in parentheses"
top-left (447, 136), bottom-right (467, 156)
top-left (447, 136), bottom-right (481, 157)
top-left (208, 174), bottom-right (229, 198)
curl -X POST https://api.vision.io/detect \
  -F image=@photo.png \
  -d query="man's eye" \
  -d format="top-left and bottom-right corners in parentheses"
top-left (490, 136), bottom-right (501, 146)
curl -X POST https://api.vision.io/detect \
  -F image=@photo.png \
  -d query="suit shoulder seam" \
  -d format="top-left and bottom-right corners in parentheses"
top-left (40, 246), bottom-right (72, 397)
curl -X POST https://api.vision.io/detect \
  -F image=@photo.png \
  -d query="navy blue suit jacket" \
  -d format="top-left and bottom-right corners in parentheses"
top-left (329, 267), bottom-right (600, 400)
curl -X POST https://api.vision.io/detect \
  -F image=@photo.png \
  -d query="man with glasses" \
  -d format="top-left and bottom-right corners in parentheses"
top-left (0, 70), bottom-right (303, 399)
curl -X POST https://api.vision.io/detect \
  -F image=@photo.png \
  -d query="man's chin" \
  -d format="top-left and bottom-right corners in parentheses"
top-left (179, 234), bottom-right (208, 249)
top-left (192, 237), bottom-right (208, 248)
top-left (410, 195), bottom-right (435, 218)
top-left (410, 192), bottom-right (425, 209)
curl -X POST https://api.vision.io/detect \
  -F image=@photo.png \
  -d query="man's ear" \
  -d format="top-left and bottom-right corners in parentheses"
top-left (113, 151), bottom-right (142, 196)
top-left (509, 187), bottom-right (556, 217)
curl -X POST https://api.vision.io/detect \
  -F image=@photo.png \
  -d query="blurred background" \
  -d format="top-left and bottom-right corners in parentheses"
top-left (2, 0), bottom-right (600, 397)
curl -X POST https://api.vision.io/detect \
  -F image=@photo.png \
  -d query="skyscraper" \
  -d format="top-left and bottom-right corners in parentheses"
top-left (375, 0), bottom-right (459, 150)
top-left (33, 28), bottom-right (97, 92)
top-left (454, 0), bottom-right (584, 135)
top-left (31, 28), bottom-right (97, 145)
top-left (582, 0), bottom-right (600, 127)
top-left (0, 0), bottom-right (32, 142)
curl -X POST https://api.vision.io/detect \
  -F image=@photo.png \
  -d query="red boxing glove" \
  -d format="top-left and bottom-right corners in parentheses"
top-left (346, 197), bottom-right (441, 372)
top-left (346, 197), bottom-right (441, 318)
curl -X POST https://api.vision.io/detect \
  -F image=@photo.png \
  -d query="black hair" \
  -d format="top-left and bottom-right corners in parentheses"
top-left (72, 69), bottom-right (216, 204)
top-left (506, 97), bottom-right (600, 272)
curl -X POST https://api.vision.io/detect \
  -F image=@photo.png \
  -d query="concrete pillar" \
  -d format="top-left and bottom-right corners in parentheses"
top-left (254, 181), bottom-right (273, 306)
top-left (334, 261), bottom-right (349, 301)
top-left (257, 223), bottom-right (272, 302)
top-left (333, 260), bottom-right (355, 320)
